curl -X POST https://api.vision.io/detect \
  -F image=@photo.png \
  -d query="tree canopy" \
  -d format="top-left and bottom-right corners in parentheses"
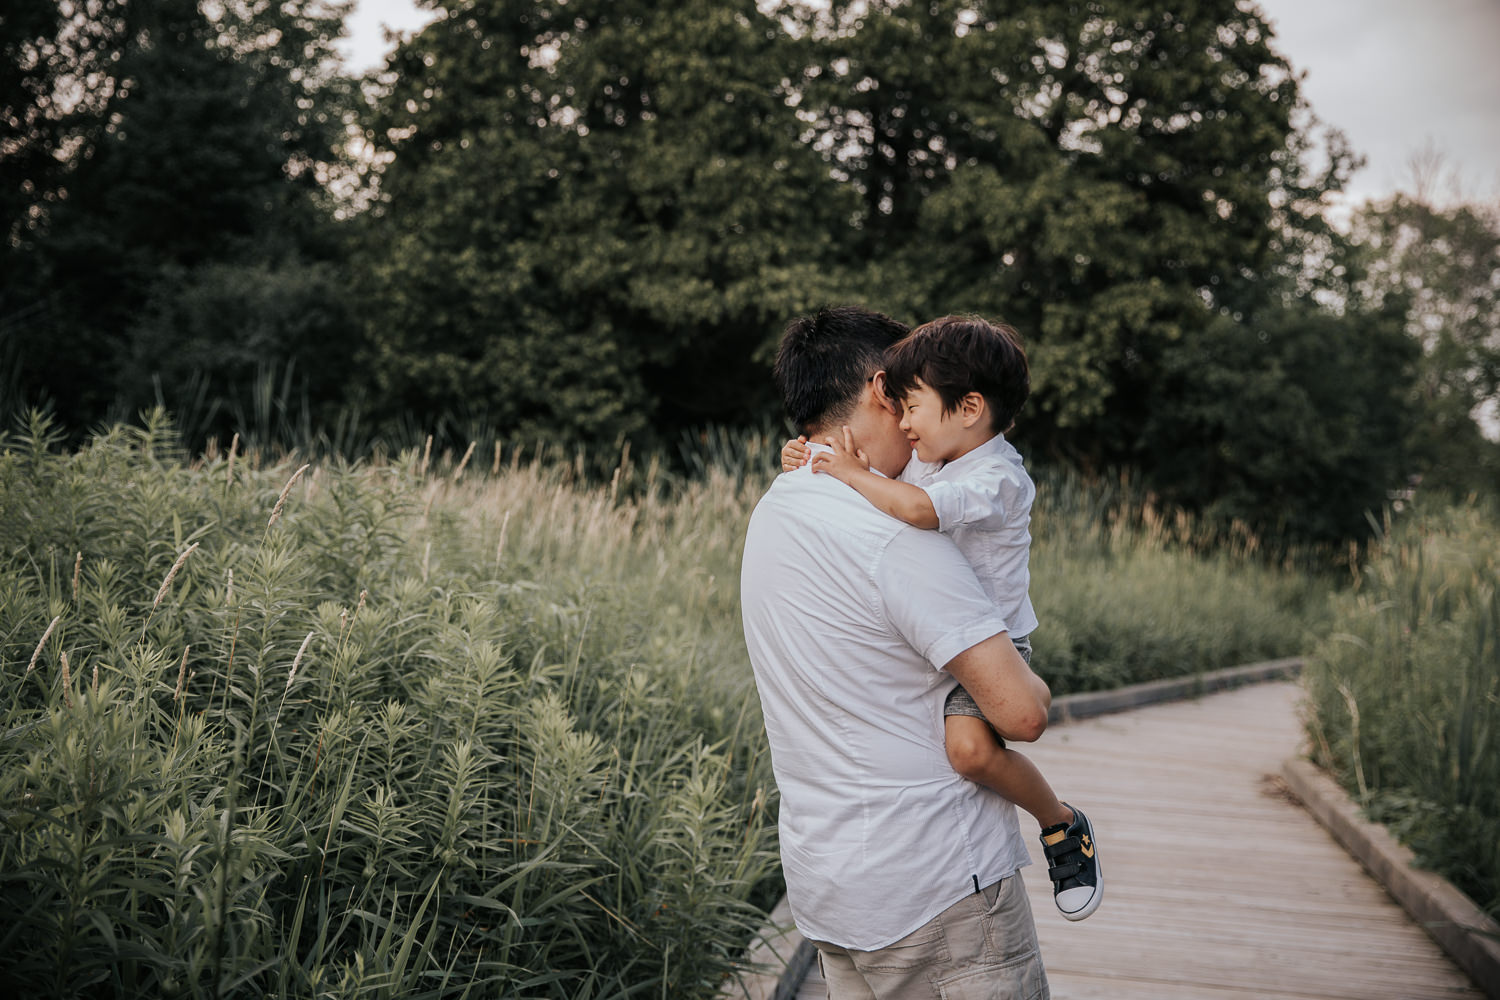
top-left (4, 0), bottom-right (1491, 546)
top-left (2, 0), bottom-right (355, 433)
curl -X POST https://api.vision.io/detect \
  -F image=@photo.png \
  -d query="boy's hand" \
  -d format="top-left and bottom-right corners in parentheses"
top-left (781, 436), bottom-right (810, 472)
top-left (809, 426), bottom-right (870, 483)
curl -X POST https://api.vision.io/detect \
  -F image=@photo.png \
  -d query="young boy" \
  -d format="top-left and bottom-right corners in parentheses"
top-left (781, 314), bottom-right (1102, 921)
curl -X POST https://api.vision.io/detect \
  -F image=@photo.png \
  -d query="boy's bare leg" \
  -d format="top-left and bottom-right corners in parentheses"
top-left (944, 715), bottom-right (1071, 829)
top-left (945, 713), bottom-right (1103, 921)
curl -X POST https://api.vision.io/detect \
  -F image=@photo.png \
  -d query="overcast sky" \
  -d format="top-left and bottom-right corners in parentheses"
top-left (340, 0), bottom-right (1500, 207)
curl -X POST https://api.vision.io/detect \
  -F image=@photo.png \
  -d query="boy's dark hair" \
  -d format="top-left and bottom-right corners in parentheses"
top-left (883, 315), bottom-right (1030, 434)
top-left (774, 306), bottom-right (910, 433)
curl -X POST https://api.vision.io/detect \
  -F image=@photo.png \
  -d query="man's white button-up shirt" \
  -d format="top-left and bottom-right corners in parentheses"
top-left (740, 458), bottom-right (1032, 950)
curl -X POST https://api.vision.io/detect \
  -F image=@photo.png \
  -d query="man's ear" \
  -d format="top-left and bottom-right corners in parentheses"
top-left (959, 392), bottom-right (987, 428)
top-left (870, 371), bottom-right (897, 414)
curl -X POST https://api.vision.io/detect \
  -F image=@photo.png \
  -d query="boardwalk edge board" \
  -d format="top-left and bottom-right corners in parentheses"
top-left (1047, 656), bottom-right (1304, 723)
top-left (721, 659), bottom-right (1304, 999)
top-left (1281, 756), bottom-right (1500, 999)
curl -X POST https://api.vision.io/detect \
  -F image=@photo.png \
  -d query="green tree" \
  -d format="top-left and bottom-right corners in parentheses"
top-left (1141, 305), bottom-right (1416, 547)
top-left (788, 0), bottom-right (1353, 470)
top-left (355, 0), bottom-right (853, 445)
top-left (1350, 192), bottom-right (1500, 494)
top-left (1, 0), bottom-right (132, 415)
top-left (2, 0), bottom-right (354, 438)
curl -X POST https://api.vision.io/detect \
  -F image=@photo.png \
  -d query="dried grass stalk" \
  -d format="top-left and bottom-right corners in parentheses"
top-left (453, 441), bottom-right (477, 483)
top-left (152, 543), bottom-right (200, 613)
top-left (27, 616), bottom-right (62, 674)
top-left (174, 645), bottom-right (191, 701)
top-left (496, 510), bottom-right (512, 565)
top-left (60, 650), bottom-right (73, 709)
top-left (268, 464), bottom-right (311, 528)
top-left (286, 631), bottom-right (315, 691)
top-left (71, 552), bottom-right (82, 601)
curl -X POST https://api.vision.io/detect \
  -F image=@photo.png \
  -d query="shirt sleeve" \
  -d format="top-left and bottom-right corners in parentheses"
top-left (920, 462), bottom-right (1024, 533)
top-left (874, 527), bottom-right (1009, 672)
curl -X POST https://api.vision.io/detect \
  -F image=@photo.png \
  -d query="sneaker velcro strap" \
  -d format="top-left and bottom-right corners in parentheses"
top-left (1049, 860), bottom-right (1083, 881)
top-left (1043, 836), bottom-right (1081, 859)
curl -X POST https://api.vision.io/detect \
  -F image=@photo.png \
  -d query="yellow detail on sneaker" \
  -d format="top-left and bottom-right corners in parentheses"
top-left (1080, 835), bottom-right (1094, 858)
top-left (1042, 830), bottom-right (1066, 846)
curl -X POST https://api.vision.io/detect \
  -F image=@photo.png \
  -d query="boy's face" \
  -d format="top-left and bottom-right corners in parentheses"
top-left (898, 380), bottom-right (966, 464)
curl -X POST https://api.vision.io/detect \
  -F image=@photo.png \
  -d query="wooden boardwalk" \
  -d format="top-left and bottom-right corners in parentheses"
top-left (795, 681), bottom-right (1484, 999)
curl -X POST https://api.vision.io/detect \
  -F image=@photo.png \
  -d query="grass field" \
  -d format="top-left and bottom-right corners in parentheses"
top-left (1302, 500), bottom-right (1500, 916)
top-left (1, 412), bottom-right (1333, 996)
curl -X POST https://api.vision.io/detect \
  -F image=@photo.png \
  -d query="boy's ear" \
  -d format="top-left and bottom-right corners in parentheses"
top-left (959, 392), bottom-right (987, 428)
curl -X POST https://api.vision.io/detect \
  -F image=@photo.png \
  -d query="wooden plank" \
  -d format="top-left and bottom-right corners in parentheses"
top-left (795, 682), bottom-right (1483, 999)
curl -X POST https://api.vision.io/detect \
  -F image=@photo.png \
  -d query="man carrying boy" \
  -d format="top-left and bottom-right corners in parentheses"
top-left (784, 315), bottom-right (1103, 923)
top-left (740, 305), bottom-right (1053, 998)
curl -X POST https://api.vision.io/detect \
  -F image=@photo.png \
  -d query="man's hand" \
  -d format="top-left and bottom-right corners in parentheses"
top-left (809, 426), bottom-right (871, 484)
top-left (781, 436), bottom-right (810, 472)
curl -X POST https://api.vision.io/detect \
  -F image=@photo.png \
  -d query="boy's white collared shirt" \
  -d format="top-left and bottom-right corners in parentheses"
top-left (900, 435), bottom-right (1039, 639)
top-left (740, 456), bottom-right (1031, 950)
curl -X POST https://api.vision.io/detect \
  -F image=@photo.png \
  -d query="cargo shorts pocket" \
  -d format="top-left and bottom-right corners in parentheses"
top-left (935, 950), bottom-right (1048, 1000)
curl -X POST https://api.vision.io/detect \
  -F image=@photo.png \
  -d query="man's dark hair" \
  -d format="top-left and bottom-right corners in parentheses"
top-left (883, 315), bottom-right (1030, 434)
top-left (773, 306), bottom-right (910, 433)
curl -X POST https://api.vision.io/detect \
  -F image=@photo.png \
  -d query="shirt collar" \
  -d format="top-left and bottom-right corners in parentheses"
top-left (802, 439), bottom-right (891, 478)
top-left (942, 433), bottom-right (1021, 475)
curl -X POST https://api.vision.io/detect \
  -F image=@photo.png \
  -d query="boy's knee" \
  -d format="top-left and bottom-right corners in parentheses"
top-left (945, 724), bottom-right (997, 781)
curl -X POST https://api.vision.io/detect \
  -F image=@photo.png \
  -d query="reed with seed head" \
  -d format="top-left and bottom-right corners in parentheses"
top-left (60, 650), bottom-right (73, 708)
top-left (71, 551), bottom-right (81, 601)
top-left (286, 631), bottom-right (314, 691)
top-left (267, 464), bottom-right (310, 528)
top-left (151, 542), bottom-right (200, 614)
top-left (26, 615), bottom-right (61, 674)
top-left (174, 645), bottom-right (190, 701)
top-left (452, 441), bottom-right (476, 483)
top-left (140, 542), bottom-right (200, 642)
top-left (226, 432), bottom-right (239, 485)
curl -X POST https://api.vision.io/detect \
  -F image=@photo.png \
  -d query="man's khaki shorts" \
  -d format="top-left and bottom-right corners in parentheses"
top-left (807, 873), bottom-right (1049, 999)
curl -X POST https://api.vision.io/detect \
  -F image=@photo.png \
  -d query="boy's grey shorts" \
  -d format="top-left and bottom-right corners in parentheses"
top-left (944, 636), bottom-right (1033, 726)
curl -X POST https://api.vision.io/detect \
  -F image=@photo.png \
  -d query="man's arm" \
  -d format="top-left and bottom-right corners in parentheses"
top-left (875, 527), bottom-right (1049, 741)
top-left (943, 634), bottom-right (1050, 743)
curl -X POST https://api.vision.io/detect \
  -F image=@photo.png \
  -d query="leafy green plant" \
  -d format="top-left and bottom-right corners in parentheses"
top-left (0, 412), bottom-right (778, 997)
top-left (1302, 500), bottom-right (1500, 915)
top-left (0, 413), bottom-right (1332, 996)
top-left (1029, 467), bottom-right (1331, 692)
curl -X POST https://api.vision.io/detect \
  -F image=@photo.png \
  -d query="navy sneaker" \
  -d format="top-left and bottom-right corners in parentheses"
top-left (1040, 802), bottom-right (1102, 920)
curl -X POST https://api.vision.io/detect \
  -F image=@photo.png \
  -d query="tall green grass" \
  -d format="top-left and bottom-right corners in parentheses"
top-left (0, 414), bottom-right (1331, 996)
top-left (1029, 468), bottom-right (1330, 692)
top-left (1302, 500), bottom-right (1500, 916)
top-left (0, 412), bottom-right (779, 997)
